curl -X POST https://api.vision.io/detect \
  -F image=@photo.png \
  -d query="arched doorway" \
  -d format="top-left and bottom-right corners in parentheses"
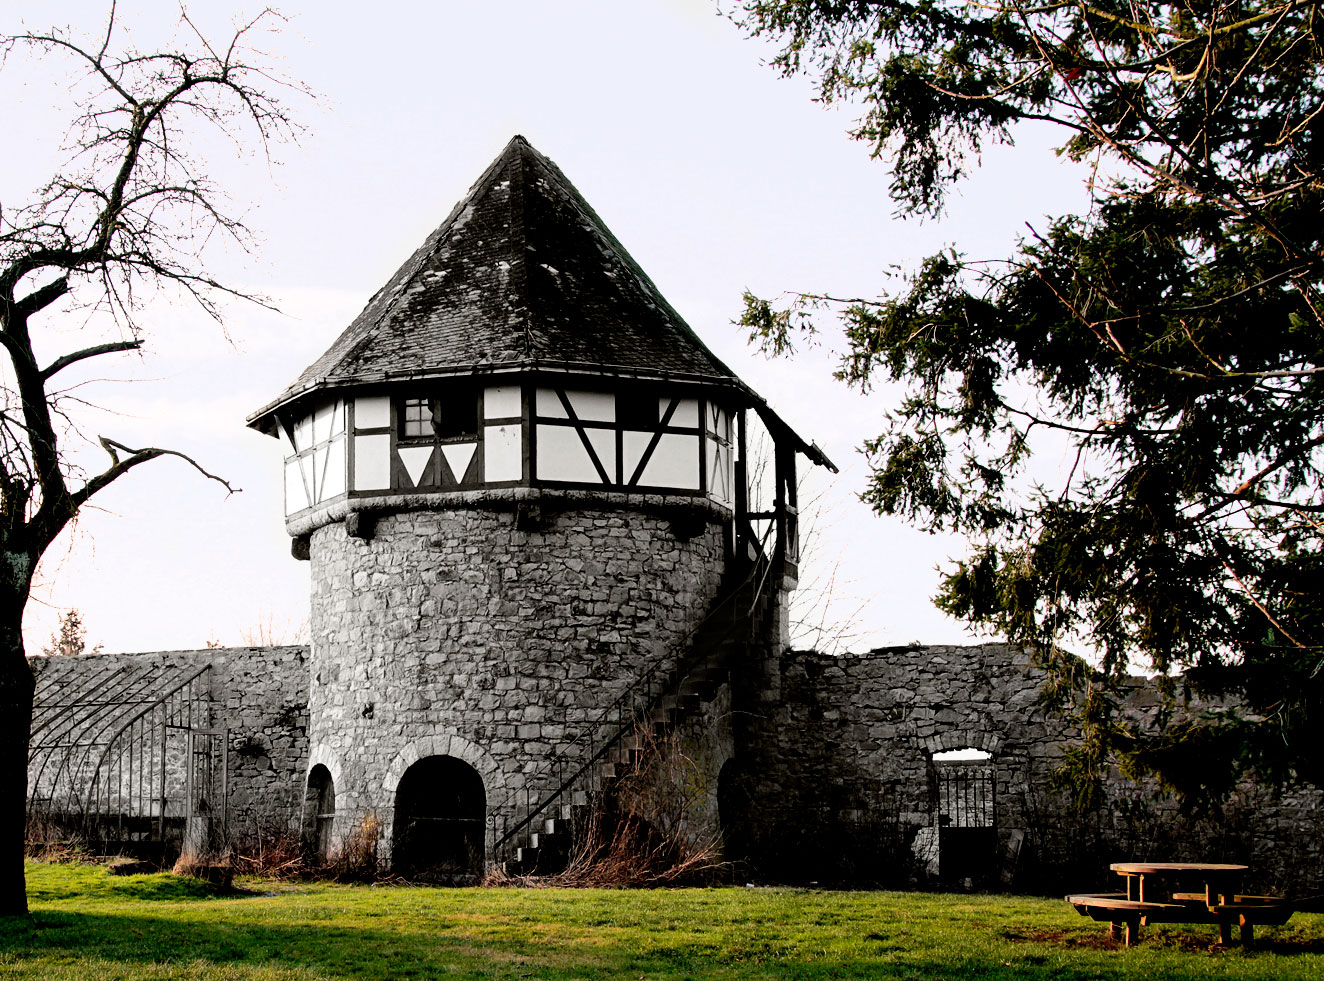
top-left (304, 764), bottom-right (335, 862)
top-left (392, 755), bottom-right (486, 877)
top-left (717, 757), bottom-right (749, 865)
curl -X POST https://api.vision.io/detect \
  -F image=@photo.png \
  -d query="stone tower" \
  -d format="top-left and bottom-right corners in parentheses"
top-left (248, 136), bottom-right (831, 875)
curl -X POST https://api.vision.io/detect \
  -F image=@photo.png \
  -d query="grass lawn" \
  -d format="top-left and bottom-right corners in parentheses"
top-left (2, 861), bottom-right (1323, 980)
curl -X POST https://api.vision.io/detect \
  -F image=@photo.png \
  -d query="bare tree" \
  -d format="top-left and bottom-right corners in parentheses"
top-left (0, 5), bottom-right (305, 915)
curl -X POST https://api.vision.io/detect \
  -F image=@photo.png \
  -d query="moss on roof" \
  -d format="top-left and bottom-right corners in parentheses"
top-left (252, 136), bottom-right (740, 426)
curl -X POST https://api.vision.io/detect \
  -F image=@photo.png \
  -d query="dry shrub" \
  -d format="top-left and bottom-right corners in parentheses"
top-left (548, 805), bottom-right (724, 887)
top-left (236, 814), bottom-right (386, 882)
top-left (319, 813), bottom-right (383, 882)
top-left (231, 818), bottom-right (308, 879)
top-left (172, 852), bottom-right (235, 888)
top-left (501, 724), bottom-right (727, 887)
top-left (24, 811), bottom-right (92, 863)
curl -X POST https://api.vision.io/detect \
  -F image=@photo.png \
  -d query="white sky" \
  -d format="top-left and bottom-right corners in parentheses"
top-left (4, 0), bottom-right (1093, 656)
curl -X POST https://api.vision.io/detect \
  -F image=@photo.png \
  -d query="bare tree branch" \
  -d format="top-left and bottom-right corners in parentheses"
top-left (74, 436), bottom-right (240, 511)
top-left (40, 339), bottom-right (143, 382)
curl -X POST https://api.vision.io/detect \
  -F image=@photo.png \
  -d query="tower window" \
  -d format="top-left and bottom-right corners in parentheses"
top-left (402, 398), bottom-right (431, 439)
top-left (398, 389), bottom-right (479, 442)
top-left (435, 389), bottom-right (479, 439)
top-left (617, 390), bottom-right (659, 430)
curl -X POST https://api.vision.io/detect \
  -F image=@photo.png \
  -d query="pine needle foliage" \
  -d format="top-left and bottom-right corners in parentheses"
top-left (735, 0), bottom-right (1324, 807)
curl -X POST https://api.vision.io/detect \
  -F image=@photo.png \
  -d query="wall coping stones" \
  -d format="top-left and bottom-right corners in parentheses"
top-left (923, 729), bottom-right (1005, 756)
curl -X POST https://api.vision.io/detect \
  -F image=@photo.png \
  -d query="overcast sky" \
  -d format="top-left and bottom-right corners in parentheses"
top-left (4, 0), bottom-right (1093, 656)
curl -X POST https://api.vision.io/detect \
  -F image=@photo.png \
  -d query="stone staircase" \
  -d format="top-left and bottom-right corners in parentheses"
top-left (492, 549), bottom-right (777, 874)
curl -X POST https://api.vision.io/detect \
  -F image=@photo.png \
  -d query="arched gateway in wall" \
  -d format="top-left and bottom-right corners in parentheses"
top-left (247, 135), bottom-right (832, 874)
top-left (392, 756), bottom-right (485, 877)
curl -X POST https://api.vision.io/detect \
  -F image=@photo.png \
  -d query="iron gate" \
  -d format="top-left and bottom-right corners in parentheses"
top-left (936, 761), bottom-right (996, 886)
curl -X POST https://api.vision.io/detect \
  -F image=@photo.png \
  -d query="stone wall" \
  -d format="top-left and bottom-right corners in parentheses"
top-left (31, 619), bottom-right (1323, 891)
top-left (733, 642), bottom-right (1324, 894)
top-left (305, 503), bottom-right (729, 860)
top-left (213, 646), bottom-right (311, 842)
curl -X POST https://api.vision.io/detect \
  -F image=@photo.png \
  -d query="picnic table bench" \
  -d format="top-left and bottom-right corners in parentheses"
top-left (1065, 862), bottom-right (1294, 947)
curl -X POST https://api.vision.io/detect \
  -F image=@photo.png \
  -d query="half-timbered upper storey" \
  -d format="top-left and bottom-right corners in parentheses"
top-left (248, 136), bottom-right (831, 550)
top-left (274, 376), bottom-right (737, 515)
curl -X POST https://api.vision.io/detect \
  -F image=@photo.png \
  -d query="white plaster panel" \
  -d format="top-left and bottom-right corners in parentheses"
top-left (321, 437), bottom-right (347, 500)
top-left (292, 413), bottom-right (313, 453)
top-left (484, 385), bottom-right (521, 420)
top-left (535, 387), bottom-right (568, 419)
top-left (312, 401), bottom-right (335, 444)
top-left (310, 446), bottom-right (325, 501)
top-left (442, 442), bottom-right (477, 482)
top-left (706, 404), bottom-right (730, 441)
top-left (566, 390), bottom-right (615, 422)
top-left (353, 433), bottom-right (391, 491)
top-left (285, 458), bottom-right (309, 514)
top-left (585, 428), bottom-right (617, 481)
top-left (536, 425), bottom-right (602, 483)
top-left (707, 439), bottom-right (732, 505)
top-left (484, 424), bottom-right (522, 482)
top-left (355, 395), bottom-right (390, 430)
top-left (668, 398), bottom-right (699, 428)
top-left (639, 433), bottom-right (700, 489)
top-left (622, 430), bottom-right (652, 483)
top-left (398, 445), bottom-right (434, 487)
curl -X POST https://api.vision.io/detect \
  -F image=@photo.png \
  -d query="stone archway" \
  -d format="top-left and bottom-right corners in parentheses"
top-left (303, 764), bottom-right (335, 862)
top-left (391, 755), bottom-right (486, 878)
top-left (716, 757), bottom-right (751, 865)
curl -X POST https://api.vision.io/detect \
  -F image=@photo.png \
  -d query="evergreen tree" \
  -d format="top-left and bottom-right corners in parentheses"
top-left (39, 610), bottom-right (100, 658)
top-left (736, 1), bottom-right (1324, 806)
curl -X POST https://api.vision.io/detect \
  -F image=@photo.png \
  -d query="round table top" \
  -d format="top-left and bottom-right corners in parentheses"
top-left (1110, 862), bottom-right (1248, 874)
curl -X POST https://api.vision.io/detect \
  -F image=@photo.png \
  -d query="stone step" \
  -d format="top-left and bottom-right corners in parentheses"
top-left (500, 569), bottom-right (770, 879)
top-left (658, 692), bottom-right (701, 714)
top-left (530, 830), bottom-right (563, 849)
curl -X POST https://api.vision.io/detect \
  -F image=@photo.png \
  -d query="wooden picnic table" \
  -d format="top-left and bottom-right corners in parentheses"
top-left (1067, 861), bottom-right (1294, 947)
top-left (1110, 861), bottom-right (1247, 906)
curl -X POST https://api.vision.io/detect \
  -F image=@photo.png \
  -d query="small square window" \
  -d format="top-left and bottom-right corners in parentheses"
top-left (435, 388), bottom-right (479, 440)
top-left (399, 390), bottom-right (479, 442)
top-left (402, 398), bottom-right (431, 439)
top-left (617, 389), bottom-right (659, 430)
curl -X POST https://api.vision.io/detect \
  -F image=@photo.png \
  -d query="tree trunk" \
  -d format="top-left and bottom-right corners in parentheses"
top-left (0, 593), bottom-right (34, 917)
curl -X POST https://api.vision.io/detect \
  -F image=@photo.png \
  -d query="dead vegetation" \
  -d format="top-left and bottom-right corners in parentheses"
top-left (492, 725), bottom-right (728, 887)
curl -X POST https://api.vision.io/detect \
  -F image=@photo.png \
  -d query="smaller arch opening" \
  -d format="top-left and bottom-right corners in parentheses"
top-left (304, 764), bottom-right (335, 863)
top-left (716, 757), bottom-right (749, 864)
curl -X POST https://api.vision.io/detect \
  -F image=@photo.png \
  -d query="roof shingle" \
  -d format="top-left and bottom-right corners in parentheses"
top-left (251, 136), bottom-right (740, 425)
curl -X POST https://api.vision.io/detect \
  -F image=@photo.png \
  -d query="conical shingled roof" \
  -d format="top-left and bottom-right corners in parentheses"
top-left (251, 136), bottom-right (740, 426)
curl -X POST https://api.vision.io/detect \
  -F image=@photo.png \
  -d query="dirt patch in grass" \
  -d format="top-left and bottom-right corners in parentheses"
top-left (999, 926), bottom-right (1119, 950)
